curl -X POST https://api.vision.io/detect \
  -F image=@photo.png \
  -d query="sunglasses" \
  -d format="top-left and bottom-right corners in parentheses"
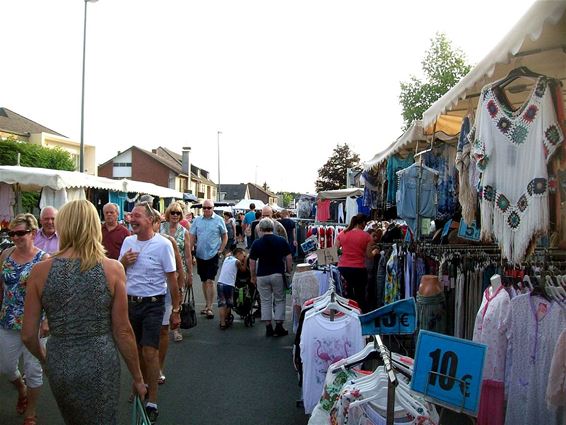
top-left (136, 201), bottom-right (154, 216)
top-left (8, 230), bottom-right (32, 238)
top-left (170, 211), bottom-right (182, 216)
top-left (202, 207), bottom-right (213, 210)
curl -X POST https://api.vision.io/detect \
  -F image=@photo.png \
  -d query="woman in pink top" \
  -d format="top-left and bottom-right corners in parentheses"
top-left (335, 214), bottom-right (372, 312)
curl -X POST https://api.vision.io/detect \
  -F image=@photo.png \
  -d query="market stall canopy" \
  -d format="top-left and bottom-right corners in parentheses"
top-left (317, 188), bottom-right (363, 200)
top-left (183, 193), bottom-right (198, 202)
top-left (270, 203), bottom-right (284, 212)
top-left (120, 179), bottom-right (184, 199)
top-left (0, 165), bottom-right (124, 192)
top-left (362, 118), bottom-right (459, 172)
top-left (233, 199), bottom-right (266, 210)
top-left (422, 0), bottom-right (566, 130)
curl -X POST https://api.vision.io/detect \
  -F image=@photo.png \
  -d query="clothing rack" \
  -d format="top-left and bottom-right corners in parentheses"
top-left (374, 335), bottom-right (398, 425)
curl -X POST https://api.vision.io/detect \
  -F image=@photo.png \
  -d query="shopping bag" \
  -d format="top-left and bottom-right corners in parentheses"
top-left (180, 287), bottom-right (197, 329)
top-left (131, 395), bottom-right (151, 425)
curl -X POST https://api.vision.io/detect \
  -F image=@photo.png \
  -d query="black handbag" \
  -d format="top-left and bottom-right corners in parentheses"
top-left (180, 287), bottom-right (197, 329)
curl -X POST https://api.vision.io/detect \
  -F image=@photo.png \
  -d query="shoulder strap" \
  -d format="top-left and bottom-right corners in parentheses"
top-left (0, 246), bottom-right (16, 263)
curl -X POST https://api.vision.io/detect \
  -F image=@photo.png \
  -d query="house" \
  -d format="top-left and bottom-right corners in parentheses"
top-left (0, 107), bottom-right (96, 174)
top-left (246, 183), bottom-right (278, 205)
top-left (218, 184), bottom-right (249, 203)
top-left (97, 146), bottom-right (217, 202)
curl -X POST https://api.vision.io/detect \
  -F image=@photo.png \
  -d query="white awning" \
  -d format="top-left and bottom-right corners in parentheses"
top-left (317, 188), bottom-right (363, 200)
top-left (422, 0), bottom-right (566, 129)
top-left (233, 199), bottom-right (266, 210)
top-left (0, 165), bottom-right (124, 192)
top-left (120, 179), bottom-right (184, 199)
top-left (0, 165), bottom-right (184, 199)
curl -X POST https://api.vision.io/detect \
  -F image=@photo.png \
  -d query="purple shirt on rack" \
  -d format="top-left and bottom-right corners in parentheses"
top-left (34, 229), bottom-right (59, 255)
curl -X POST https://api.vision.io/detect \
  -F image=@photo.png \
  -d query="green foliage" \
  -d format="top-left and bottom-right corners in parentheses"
top-left (0, 138), bottom-right (76, 170)
top-left (399, 32), bottom-right (471, 129)
top-left (315, 143), bottom-right (360, 192)
top-left (0, 138), bottom-right (76, 212)
top-left (277, 192), bottom-right (297, 208)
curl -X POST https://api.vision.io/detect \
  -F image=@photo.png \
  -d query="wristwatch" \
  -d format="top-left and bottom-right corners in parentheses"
top-left (172, 307), bottom-right (181, 314)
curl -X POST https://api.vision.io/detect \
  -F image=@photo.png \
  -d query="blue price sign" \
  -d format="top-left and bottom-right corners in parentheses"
top-left (359, 298), bottom-right (416, 336)
top-left (411, 330), bottom-right (486, 416)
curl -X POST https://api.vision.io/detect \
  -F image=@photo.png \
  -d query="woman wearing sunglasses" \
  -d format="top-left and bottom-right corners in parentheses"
top-left (0, 213), bottom-right (49, 425)
top-left (160, 202), bottom-right (193, 342)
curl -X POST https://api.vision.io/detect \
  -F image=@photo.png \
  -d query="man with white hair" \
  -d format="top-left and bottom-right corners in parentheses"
top-left (102, 202), bottom-right (131, 260)
top-left (34, 206), bottom-right (59, 254)
top-left (254, 206), bottom-right (288, 240)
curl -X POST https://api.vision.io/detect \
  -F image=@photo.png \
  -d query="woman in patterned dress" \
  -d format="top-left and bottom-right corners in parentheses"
top-left (160, 201), bottom-right (193, 341)
top-left (0, 213), bottom-right (48, 425)
top-left (22, 200), bottom-right (146, 425)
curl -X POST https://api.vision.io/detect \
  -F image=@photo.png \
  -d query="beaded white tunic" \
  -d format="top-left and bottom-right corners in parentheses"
top-left (472, 77), bottom-right (564, 263)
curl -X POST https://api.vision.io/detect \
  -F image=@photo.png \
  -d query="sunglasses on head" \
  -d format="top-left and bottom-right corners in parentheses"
top-left (170, 211), bottom-right (182, 216)
top-left (8, 230), bottom-right (31, 238)
top-left (136, 201), bottom-right (154, 215)
top-left (202, 206), bottom-right (213, 210)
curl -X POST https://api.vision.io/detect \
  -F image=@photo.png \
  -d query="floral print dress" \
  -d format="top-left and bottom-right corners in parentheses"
top-left (0, 249), bottom-right (46, 331)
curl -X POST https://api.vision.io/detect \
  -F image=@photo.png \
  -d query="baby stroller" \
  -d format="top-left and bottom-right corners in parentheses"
top-left (231, 258), bottom-right (259, 327)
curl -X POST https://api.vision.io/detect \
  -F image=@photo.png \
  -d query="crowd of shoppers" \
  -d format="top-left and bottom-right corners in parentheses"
top-left (0, 198), bottom-right (359, 424)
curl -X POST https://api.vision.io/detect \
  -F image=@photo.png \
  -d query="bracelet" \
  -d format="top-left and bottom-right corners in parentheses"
top-left (172, 307), bottom-right (181, 314)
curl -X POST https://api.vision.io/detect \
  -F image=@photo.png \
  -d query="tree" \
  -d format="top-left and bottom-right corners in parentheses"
top-left (0, 137), bottom-right (76, 170)
top-left (277, 192), bottom-right (298, 208)
top-left (315, 143), bottom-right (360, 192)
top-left (399, 32), bottom-right (471, 129)
top-left (0, 137), bottom-right (76, 211)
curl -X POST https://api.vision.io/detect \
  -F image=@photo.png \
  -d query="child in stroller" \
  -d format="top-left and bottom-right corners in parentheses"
top-left (232, 254), bottom-right (259, 327)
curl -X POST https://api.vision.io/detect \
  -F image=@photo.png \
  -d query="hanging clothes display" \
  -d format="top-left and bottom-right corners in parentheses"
top-left (396, 163), bottom-right (439, 234)
top-left (472, 76), bottom-right (565, 263)
top-left (345, 196), bottom-right (359, 225)
top-left (383, 244), bottom-right (400, 304)
top-left (385, 154), bottom-right (414, 207)
top-left (456, 116), bottom-right (480, 225)
top-left (505, 293), bottom-right (566, 425)
top-left (0, 182), bottom-right (15, 223)
top-left (472, 283), bottom-right (511, 425)
top-left (546, 328), bottom-right (566, 409)
top-left (422, 143), bottom-right (458, 220)
top-left (39, 187), bottom-right (68, 210)
top-left (316, 199), bottom-right (331, 222)
top-left (299, 304), bottom-right (364, 414)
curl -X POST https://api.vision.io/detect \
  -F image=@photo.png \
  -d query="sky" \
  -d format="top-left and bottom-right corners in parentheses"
top-left (0, 0), bottom-right (537, 194)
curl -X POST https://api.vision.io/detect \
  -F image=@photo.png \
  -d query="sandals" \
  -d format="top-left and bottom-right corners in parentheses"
top-left (16, 393), bottom-right (28, 415)
top-left (23, 416), bottom-right (37, 425)
top-left (173, 329), bottom-right (183, 342)
top-left (206, 309), bottom-right (214, 319)
top-left (219, 323), bottom-right (227, 330)
top-left (200, 308), bottom-right (208, 315)
top-left (158, 374), bottom-right (166, 385)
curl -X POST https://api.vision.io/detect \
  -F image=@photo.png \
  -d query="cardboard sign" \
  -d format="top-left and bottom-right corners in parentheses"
top-left (316, 247), bottom-right (338, 265)
top-left (359, 298), bottom-right (416, 336)
top-left (411, 331), bottom-right (486, 416)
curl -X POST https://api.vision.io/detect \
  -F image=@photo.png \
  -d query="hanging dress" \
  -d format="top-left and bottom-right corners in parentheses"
top-left (472, 77), bottom-right (564, 263)
top-left (505, 294), bottom-right (566, 425)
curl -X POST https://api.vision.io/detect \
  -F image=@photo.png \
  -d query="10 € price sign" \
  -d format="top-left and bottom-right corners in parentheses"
top-left (411, 331), bottom-right (487, 416)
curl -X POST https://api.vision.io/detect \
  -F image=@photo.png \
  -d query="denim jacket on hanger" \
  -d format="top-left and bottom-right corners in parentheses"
top-left (396, 164), bottom-right (438, 232)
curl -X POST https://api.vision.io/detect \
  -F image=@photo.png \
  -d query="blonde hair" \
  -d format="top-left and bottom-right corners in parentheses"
top-left (9, 213), bottom-right (39, 231)
top-left (164, 201), bottom-right (185, 221)
top-left (55, 200), bottom-right (106, 272)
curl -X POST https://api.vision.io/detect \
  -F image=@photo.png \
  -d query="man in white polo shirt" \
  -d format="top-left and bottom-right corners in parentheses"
top-left (119, 201), bottom-right (180, 423)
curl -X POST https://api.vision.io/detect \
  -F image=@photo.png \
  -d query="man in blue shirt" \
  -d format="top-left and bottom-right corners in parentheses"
top-left (243, 203), bottom-right (256, 248)
top-left (189, 199), bottom-right (227, 318)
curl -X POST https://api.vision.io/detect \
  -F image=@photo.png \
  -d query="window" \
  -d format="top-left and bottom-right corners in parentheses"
top-left (113, 162), bottom-right (132, 167)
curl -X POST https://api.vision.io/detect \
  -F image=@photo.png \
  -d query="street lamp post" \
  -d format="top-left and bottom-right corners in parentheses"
top-left (217, 130), bottom-right (222, 201)
top-left (80, 0), bottom-right (98, 173)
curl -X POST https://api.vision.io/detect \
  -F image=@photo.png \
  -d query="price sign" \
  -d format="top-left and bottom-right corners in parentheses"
top-left (411, 330), bottom-right (486, 416)
top-left (359, 298), bottom-right (416, 336)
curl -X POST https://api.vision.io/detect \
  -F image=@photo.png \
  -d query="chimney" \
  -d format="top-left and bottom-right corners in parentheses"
top-left (182, 146), bottom-right (191, 175)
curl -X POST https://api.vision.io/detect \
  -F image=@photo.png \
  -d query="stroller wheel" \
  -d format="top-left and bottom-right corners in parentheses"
top-left (244, 316), bottom-right (251, 327)
top-left (227, 314), bottom-right (234, 325)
